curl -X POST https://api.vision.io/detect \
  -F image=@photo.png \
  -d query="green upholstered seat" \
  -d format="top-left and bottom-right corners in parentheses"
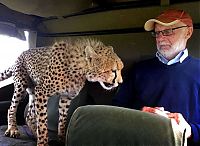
top-left (66, 105), bottom-right (185, 146)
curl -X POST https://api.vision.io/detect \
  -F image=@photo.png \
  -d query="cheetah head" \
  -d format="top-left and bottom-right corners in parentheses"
top-left (85, 45), bottom-right (124, 90)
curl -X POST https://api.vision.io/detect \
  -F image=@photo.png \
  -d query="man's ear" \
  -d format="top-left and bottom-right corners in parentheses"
top-left (85, 46), bottom-right (97, 60)
top-left (186, 26), bottom-right (193, 39)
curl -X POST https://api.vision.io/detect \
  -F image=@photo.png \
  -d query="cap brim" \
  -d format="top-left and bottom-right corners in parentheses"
top-left (144, 19), bottom-right (180, 31)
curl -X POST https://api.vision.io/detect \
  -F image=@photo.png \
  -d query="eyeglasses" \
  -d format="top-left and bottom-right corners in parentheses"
top-left (151, 26), bottom-right (189, 37)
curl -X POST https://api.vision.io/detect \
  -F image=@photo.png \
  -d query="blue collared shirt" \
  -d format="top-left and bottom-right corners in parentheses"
top-left (156, 49), bottom-right (188, 65)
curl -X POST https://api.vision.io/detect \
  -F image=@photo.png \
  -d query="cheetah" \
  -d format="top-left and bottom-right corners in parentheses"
top-left (0, 38), bottom-right (124, 146)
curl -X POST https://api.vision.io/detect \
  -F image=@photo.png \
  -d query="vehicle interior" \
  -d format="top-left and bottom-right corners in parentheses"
top-left (0, 0), bottom-right (199, 146)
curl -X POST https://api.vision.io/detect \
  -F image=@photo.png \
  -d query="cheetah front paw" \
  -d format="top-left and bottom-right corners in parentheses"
top-left (4, 126), bottom-right (20, 138)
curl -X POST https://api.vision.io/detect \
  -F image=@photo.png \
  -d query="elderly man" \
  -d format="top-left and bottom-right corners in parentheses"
top-left (113, 9), bottom-right (200, 145)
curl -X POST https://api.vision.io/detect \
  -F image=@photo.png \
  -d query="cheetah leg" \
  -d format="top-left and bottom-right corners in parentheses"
top-left (5, 77), bottom-right (27, 138)
top-left (35, 86), bottom-right (49, 146)
top-left (58, 96), bottom-right (71, 142)
top-left (25, 88), bottom-right (37, 137)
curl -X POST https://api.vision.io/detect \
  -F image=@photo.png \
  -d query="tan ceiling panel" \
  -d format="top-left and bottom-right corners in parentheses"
top-left (0, 0), bottom-right (93, 17)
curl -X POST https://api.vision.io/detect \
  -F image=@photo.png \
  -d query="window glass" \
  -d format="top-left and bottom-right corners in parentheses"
top-left (0, 31), bottom-right (29, 87)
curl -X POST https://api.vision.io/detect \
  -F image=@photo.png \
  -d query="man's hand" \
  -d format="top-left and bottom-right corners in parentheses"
top-left (167, 113), bottom-right (191, 138)
top-left (142, 106), bottom-right (191, 138)
top-left (142, 106), bottom-right (169, 118)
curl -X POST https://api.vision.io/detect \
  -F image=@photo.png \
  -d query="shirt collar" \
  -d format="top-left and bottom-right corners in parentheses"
top-left (156, 49), bottom-right (188, 65)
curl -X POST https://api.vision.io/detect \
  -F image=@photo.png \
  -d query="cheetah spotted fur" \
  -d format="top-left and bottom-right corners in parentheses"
top-left (0, 38), bottom-right (124, 146)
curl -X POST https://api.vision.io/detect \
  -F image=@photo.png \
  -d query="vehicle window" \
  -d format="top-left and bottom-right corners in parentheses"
top-left (0, 31), bottom-right (29, 87)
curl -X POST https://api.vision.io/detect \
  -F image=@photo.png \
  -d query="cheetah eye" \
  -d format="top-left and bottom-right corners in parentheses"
top-left (102, 70), bottom-right (116, 74)
top-left (112, 70), bottom-right (117, 73)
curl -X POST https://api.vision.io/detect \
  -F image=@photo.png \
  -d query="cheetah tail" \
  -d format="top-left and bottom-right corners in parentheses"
top-left (0, 67), bottom-right (13, 81)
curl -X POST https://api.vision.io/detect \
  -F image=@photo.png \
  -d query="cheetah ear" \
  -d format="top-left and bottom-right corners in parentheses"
top-left (85, 46), bottom-right (97, 59)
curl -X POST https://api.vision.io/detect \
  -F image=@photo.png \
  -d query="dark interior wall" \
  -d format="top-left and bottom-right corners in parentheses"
top-left (36, 29), bottom-right (200, 72)
top-left (188, 30), bottom-right (200, 57)
top-left (37, 33), bottom-right (155, 71)
top-left (0, 3), bottom-right (42, 30)
top-left (0, 84), bottom-right (14, 102)
top-left (0, 84), bottom-right (27, 125)
top-left (36, 1), bottom-right (200, 70)
top-left (37, 2), bottom-right (200, 33)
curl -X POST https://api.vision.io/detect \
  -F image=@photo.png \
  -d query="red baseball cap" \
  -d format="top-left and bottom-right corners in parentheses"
top-left (144, 9), bottom-right (193, 31)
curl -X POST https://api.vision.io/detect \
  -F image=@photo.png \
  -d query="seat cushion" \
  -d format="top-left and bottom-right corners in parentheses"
top-left (66, 105), bottom-right (185, 146)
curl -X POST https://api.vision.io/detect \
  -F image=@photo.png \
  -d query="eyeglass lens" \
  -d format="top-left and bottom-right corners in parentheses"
top-left (151, 26), bottom-right (188, 37)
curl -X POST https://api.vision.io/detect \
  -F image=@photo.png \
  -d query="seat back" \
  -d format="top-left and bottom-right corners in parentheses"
top-left (66, 105), bottom-right (186, 146)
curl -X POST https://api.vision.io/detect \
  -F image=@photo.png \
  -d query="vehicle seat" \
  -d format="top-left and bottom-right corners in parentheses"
top-left (66, 105), bottom-right (186, 146)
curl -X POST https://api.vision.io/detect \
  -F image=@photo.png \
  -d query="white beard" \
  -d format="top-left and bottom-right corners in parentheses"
top-left (157, 41), bottom-right (185, 60)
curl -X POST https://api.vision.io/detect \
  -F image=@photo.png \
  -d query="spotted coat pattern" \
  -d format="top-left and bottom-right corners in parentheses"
top-left (0, 38), bottom-right (124, 146)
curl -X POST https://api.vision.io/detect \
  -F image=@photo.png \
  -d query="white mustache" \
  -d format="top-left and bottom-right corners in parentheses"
top-left (159, 42), bottom-right (170, 46)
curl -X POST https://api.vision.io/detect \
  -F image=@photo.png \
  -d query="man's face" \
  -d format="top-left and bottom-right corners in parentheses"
top-left (155, 22), bottom-right (192, 60)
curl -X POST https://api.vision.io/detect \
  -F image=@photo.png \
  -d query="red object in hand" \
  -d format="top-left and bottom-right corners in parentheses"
top-left (142, 106), bottom-right (156, 113)
top-left (142, 106), bottom-right (169, 118)
top-left (167, 113), bottom-right (180, 124)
